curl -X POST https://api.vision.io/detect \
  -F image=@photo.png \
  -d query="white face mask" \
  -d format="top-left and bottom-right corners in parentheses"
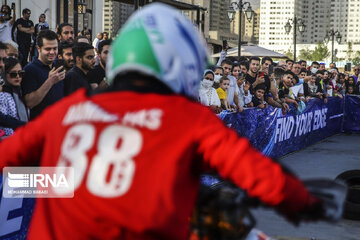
top-left (214, 75), bottom-right (222, 83)
top-left (201, 79), bottom-right (214, 89)
top-left (298, 78), bottom-right (304, 84)
top-left (311, 68), bottom-right (318, 74)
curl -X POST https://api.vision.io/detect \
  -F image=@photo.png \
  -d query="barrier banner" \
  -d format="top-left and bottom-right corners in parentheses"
top-left (343, 95), bottom-right (360, 133)
top-left (0, 177), bottom-right (34, 239)
top-left (221, 97), bottom-right (344, 158)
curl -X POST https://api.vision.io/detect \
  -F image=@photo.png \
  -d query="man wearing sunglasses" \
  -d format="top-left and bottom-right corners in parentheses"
top-left (15, 8), bottom-right (34, 67)
top-left (0, 4), bottom-right (16, 42)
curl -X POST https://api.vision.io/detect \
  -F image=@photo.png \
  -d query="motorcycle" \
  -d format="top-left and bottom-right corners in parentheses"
top-left (189, 175), bottom-right (347, 240)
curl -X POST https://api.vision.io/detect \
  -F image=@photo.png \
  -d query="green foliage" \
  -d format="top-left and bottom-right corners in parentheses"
top-left (298, 48), bottom-right (313, 61)
top-left (347, 42), bottom-right (353, 61)
top-left (283, 48), bottom-right (294, 60)
top-left (311, 42), bottom-right (330, 61)
top-left (352, 51), bottom-right (360, 66)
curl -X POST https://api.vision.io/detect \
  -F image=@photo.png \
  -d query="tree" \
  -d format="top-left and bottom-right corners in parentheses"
top-left (346, 42), bottom-right (353, 62)
top-left (311, 42), bottom-right (330, 61)
top-left (298, 48), bottom-right (313, 61)
top-left (352, 51), bottom-right (360, 66)
top-left (283, 48), bottom-right (294, 60)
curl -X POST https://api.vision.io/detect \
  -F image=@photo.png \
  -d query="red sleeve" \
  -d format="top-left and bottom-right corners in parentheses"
top-left (0, 114), bottom-right (47, 168)
top-left (194, 108), bottom-right (310, 208)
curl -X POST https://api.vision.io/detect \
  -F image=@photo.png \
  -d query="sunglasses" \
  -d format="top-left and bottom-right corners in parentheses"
top-left (8, 70), bottom-right (25, 78)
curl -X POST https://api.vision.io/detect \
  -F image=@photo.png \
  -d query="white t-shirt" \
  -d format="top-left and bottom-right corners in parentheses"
top-left (226, 75), bottom-right (240, 106)
top-left (0, 21), bottom-right (13, 42)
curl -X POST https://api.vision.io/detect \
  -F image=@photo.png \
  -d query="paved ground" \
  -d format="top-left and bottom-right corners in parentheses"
top-left (251, 133), bottom-right (360, 240)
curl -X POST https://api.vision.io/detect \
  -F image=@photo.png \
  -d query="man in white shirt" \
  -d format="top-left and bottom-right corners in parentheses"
top-left (0, 4), bottom-right (16, 42)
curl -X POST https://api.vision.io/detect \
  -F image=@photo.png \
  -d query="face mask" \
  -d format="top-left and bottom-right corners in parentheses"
top-left (311, 68), bottom-right (318, 74)
top-left (201, 79), bottom-right (214, 89)
top-left (214, 75), bottom-right (222, 83)
top-left (298, 78), bottom-right (304, 84)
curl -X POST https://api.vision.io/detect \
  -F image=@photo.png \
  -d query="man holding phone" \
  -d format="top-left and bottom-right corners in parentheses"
top-left (0, 3), bottom-right (16, 42)
top-left (22, 30), bottom-right (65, 119)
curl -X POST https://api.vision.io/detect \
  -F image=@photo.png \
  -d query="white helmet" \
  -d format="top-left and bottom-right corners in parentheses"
top-left (106, 3), bottom-right (209, 99)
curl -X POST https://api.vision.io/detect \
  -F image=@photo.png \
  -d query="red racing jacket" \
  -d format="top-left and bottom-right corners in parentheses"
top-left (0, 89), bottom-right (312, 240)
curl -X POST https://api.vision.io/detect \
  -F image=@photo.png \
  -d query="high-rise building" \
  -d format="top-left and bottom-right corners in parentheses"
top-left (244, 8), bottom-right (260, 44)
top-left (259, 0), bottom-right (331, 55)
top-left (103, 0), bottom-right (133, 38)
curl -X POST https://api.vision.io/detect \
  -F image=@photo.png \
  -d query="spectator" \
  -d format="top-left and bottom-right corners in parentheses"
top-left (213, 66), bottom-right (223, 88)
top-left (304, 74), bottom-right (326, 102)
top-left (318, 63), bottom-right (326, 71)
top-left (63, 43), bottom-right (94, 96)
top-left (221, 59), bottom-right (242, 112)
top-left (278, 70), bottom-right (298, 107)
top-left (308, 61), bottom-right (320, 75)
top-left (299, 60), bottom-right (307, 69)
top-left (199, 69), bottom-right (221, 113)
top-left (216, 76), bottom-right (231, 110)
top-left (286, 59), bottom-right (294, 70)
top-left (353, 65), bottom-right (360, 83)
top-left (346, 76), bottom-right (356, 93)
top-left (0, 4), bottom-right (16, 42)
top-left (346, 85), bottom-right (355, 95)
top-left (245, 57), bottom-right (263, 92)
top-left (250, 84), bottom-right (268, 109)
top-left (239, 61), bottom-right (249, 75)
top-left (88, 39), bottom-right (111, 89)
top-left (329, 62), bottom-right (336, 69)
top-left (74, 35), bottom-right (90, 44)
top-left (0, 57), bottom-right (29, 136)
top-left (236, 72), bottom-right (251, 108)
top-left (84, 31), bottom-right (91, 43)
top-left (57, 23), bottom-right (74, 43)
top-left (22, 30), bottom-right (65, 119)
top-left (291, 62), bottom-right (301, 76)
top-left (277, 60), bottom-right (287, 70)
top-left (92, 32), bottom-right (103, 53)
top-left (3, 40), bottom-right (18, 59)
top-left (15, 8), bottom-right (34, 67)
top-left (57, 41), bottom-right (74, 72)
top-left (32, 13), bottom-right (49, 59)
top-left (355, 78), bottom-right (360, 94)
top-left (102, 32), bottom-right (109, 40)
top-left (0, 42), bottom-right (26, 130)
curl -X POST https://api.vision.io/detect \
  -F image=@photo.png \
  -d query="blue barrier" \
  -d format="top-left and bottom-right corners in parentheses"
top-left (343, 95), bottom-right (360, 133)
top-left (221, 97), bottom-right (345, 158)
top-left (0, 96), bottom-right (359, 239)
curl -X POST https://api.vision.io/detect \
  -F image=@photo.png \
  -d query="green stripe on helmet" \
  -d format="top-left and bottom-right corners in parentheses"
top-left (109, 18), bottom-right (162, 81)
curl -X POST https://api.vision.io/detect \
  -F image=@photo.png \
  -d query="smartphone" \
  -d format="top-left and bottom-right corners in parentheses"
top-left (54, 59), bottom-right (65, 72)
top-left (11, 3), bottom-right (15, 9)
top-left (258, 72), bottom-right (264, 77)
top-left (268, 65), bottom-right (274, 76)
top-left (222, 40), bottom-right (228, 50)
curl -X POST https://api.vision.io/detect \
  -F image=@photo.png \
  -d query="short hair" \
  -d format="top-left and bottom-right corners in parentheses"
top-left (22, 8), bottom-right (30, 15)
top-left (299, 68), bottom-right (307, 74)
top-left (317, 70), bottom-right (325, 75)
top-left (311, 61), bottom-right (320, 66)
top-left (57, 23), bottom-right (73, 35)
top-left (299, 60), bottom-right (306, 65)
top-left (255, 83), bottom-right (266, 91)
top-left (284, 70), bottom-right (296, 79)
top-left (74, 35), bottom-right (89, 44)
top-left (72, 43), bottom-right (93, 59)
top-left (261, 56), bottom-right (273, 65)
top-left (58, 41), bottom-right (73, 56)
top-left (98, 39), bottom-right (112, 54)
top-left (37, 30), bottom-right (58, 48)
top-left (221, 59), bottom-right (233, 66)
top-left (219, 76), bottom-right (230, 83)
top-left (0, 41), bottom-right (7, 50)
top-left (239, 61), bottom-right (249, 70)
top-left (214, 66), bottom-right (224, 74)
top-left (286, 59), bottom-right (294, 64)
top-left (249, 56), bottom-right (260, 64)
top-left (1, 5), bottom-right (10, 14)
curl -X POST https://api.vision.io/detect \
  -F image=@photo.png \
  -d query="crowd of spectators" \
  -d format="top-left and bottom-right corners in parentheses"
top-left (199, 45), bottom-right (360, 114)
top-left (0, 4), bottom-right (112, 138)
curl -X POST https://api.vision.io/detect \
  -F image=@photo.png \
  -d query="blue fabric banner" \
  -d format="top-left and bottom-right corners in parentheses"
top-left (343, 95), bottom-right (360, 133)
top-left (220, 97), bottom-right (344, 158)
